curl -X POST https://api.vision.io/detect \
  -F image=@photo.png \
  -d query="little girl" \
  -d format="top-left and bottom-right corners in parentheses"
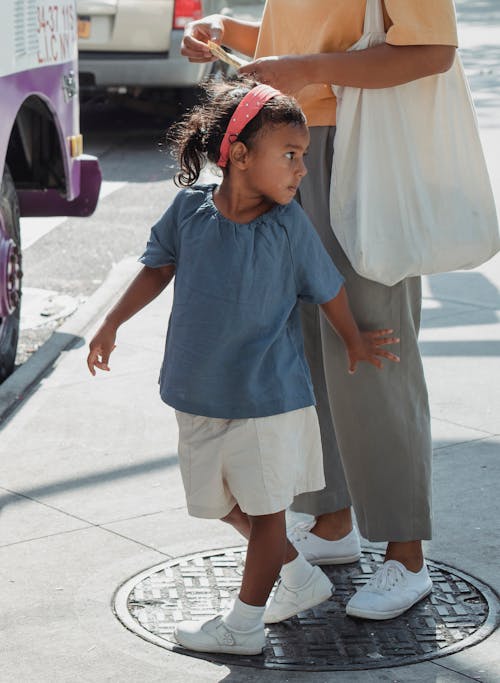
top-left (87, 77), bottom-right (399, 656)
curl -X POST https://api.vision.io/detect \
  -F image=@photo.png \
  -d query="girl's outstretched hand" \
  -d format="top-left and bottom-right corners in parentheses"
top-left (87, 323), bottom-right (117, 376)
top-left (347, 329), bottom-right (400, 374)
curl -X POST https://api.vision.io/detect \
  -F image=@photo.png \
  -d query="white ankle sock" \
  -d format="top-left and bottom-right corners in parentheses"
top-left (280, 551), bottom-right (314, 588)
top-left (223, 597), bottom-right (265, 632)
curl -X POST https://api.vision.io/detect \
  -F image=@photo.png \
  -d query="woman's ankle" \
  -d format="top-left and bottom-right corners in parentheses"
top-left (384, 541), bottom-right (424, 572)
top-left (312, 508), bottom-right (353, 541)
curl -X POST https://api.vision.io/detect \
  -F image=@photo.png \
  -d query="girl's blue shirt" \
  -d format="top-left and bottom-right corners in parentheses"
top-left (140, 184), bottom-right (344, 418)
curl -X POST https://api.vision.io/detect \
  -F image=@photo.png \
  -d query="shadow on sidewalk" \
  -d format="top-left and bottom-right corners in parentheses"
top-left (0, 453), bottom-right (178, 513)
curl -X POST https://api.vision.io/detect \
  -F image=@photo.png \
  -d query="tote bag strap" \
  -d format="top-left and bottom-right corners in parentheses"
top-left (364, 0), bottom-right (385, 35)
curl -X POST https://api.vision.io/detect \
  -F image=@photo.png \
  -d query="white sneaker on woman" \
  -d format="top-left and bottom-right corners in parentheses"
top-left (346, 560), bottom-right (432, 620)
top-left (289, 522), bottom-right (361, 565)
top-left (174, 614), bottom-right (265, 654)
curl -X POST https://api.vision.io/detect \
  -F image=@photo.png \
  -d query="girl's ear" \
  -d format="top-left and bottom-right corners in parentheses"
top-left (229, 141), bottom-right (250, 169)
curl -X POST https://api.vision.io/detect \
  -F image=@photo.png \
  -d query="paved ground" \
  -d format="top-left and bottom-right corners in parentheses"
top-left (1, 6), bottom-right (500, 682)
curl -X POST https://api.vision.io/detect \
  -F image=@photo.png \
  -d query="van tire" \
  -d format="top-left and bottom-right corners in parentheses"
top-left (0, 166), bottom-right (22, 383)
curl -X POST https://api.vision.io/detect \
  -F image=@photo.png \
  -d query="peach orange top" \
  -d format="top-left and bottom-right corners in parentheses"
top-left (254, 0), bottom-right (459, 126)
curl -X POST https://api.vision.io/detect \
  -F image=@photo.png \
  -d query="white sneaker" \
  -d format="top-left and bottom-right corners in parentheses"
top-left (174, 614), bottom-right (265, 655)
top-left (346, 560), bottom-right (433, 620)
top-left (289, 522), bottom-right (361, 565)
top-left (264, 565), bottom-right (334, 624)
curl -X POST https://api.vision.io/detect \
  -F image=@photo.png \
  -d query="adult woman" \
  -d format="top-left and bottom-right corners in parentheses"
top-left (181, 1), bottom-right (458, 620)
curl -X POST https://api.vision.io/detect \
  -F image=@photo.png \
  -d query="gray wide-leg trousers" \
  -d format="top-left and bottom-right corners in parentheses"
top-left (292, 127), bottom-right (432, 542)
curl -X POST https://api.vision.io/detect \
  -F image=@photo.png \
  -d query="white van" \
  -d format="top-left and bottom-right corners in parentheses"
top-left (77, 0), bottom-right (265, 96)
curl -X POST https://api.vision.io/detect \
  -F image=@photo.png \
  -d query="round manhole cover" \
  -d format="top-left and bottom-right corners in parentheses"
top-left (114, 547), bottom-right (499, 670)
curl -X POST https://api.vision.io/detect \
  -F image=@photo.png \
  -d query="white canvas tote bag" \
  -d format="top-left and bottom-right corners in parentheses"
top-left (329, 0), bottom-right (499, 286)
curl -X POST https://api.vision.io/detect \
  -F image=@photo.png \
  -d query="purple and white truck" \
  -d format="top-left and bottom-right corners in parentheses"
top-left (0, 0), bottom-right (101, 382)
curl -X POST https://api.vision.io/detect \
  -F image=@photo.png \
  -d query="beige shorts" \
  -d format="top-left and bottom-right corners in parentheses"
top-left (175, 406), bottom-right (325, 519)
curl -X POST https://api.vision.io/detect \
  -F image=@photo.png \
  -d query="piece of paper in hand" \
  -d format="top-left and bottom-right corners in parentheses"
top-left (207, 40), bottom-right (249, 69)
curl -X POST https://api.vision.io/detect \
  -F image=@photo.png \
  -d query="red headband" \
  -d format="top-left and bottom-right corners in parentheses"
top-left (217, 84), bottom-right (281, 168)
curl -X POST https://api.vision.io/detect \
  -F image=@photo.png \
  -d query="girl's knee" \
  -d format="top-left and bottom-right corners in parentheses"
top-left (221, 504), bottom-right (245, 525)
top-left (248, 510), bottom-right (286, 529)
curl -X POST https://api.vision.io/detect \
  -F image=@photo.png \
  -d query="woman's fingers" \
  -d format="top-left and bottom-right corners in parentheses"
top-left (181, 20), bottom-right (223, 61)
top-left (181, 35), bottom-right (214, 61)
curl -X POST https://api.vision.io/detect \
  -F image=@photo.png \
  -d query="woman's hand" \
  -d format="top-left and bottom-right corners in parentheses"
top-left (239, 55), bottom-right (311, 95)
top-left (346, 329), bottom-right (400, 374)
top-left (87, 322), bottom-right (117, 376)
top-left (181, 15), bottom-right (225, 63)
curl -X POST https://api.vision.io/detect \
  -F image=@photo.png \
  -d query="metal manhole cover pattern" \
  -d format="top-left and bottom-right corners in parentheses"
top-left (113, 547), bottom-right (499, 671)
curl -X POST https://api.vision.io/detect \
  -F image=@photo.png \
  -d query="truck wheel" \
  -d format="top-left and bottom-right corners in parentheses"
top-left (0, 166), bottom-right (22, 382)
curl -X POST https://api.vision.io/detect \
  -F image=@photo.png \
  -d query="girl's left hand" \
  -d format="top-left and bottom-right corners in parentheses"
top-left (347, 329), bottom-right (400, 374)
top-left (239, 55), bottom-right (310, 95)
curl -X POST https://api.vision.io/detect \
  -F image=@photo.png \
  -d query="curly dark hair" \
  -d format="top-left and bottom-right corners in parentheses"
top-left (167, 76), bottom-right (306, 187)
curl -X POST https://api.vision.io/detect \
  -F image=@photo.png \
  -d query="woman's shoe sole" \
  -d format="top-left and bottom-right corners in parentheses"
top-left (313, 552), bottom-right (362, 565)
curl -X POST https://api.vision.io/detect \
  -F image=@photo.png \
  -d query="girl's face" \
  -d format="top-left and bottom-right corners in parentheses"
top-left (245, 122), bottom-right (309, 205)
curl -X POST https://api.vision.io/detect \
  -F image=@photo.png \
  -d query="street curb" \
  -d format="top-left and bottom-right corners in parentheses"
top-left (0, 257), bottom-right (141, 423)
